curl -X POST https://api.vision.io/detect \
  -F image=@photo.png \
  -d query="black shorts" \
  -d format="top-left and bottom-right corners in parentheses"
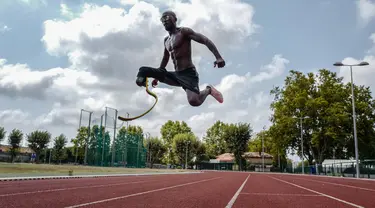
top-left (137, 66), bottom-right (200, 94)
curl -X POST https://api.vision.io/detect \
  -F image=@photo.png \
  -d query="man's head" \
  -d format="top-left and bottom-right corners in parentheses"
top-left (160, 10), bottom-right (177, 31)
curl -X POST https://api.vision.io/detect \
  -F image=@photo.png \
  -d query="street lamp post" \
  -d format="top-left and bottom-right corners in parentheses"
top-left (333, 61), bottom-right (369, 178)
top-left (261, 126), bottom-right (266, 172)
top-left (293, 115), bottom-right (309, 174)
top-left (185, 141), bottom-right (190, 170)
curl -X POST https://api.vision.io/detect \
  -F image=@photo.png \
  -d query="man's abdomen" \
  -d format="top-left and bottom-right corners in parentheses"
top-left (173, 57), bottom-right (195, 72)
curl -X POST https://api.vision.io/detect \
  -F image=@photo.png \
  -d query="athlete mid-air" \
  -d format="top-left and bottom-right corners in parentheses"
top-left (135, 10), bottom-right (225, 107)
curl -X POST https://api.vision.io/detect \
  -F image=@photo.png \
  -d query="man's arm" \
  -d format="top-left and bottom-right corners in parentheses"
top-left (159, 36), bottom-right (170, 69)
top-left (182, 27), bottom-right (222, 59)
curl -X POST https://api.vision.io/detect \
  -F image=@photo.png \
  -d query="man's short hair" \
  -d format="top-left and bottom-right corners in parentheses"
top-left (162, 10), bottom-right (177, 21)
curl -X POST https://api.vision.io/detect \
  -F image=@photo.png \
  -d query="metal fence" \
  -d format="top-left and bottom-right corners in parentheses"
top-left (85, 129), bottom-right (147, 168)
top-left (284, 160), bottom-right (375, 179)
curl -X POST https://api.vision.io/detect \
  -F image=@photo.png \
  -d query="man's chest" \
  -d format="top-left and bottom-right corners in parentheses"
top-left (165, 33), bottom-right (185, 51)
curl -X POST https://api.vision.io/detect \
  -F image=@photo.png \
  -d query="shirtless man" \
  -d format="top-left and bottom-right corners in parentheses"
top-left (136, 10), bottom-right (224, 106)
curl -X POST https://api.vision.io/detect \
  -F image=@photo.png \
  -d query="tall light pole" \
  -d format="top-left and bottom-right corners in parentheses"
top-left (145, 132), bottom-right (151, 165)
top-left (293, 115), bottom-right (309, 174)
top-left (262, 133), bottom-right (264, 172)
top-left (126, 112), bottom-right (130, 129)
top-left (333, 61), bottom-right (369, 178)
top-left (80, 109), bottom-right (93, 165)
top-left (185, 141), bottom-right (190, 169)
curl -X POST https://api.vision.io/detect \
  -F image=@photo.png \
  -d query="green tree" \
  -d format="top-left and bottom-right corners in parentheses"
top-left (172, 133), bottom-right (198, 167)
top-left (126, 125), bottom-right (143, 135)
top-left (8, 129), bottom-right (23, 162)
top-left (269, 69), bottom-right (375, 164)
top-left (160, 120), bottom-right (192, 145)
top-left (0, 126), bottom-right (5, 143)
top-left (53, 134), bottom-right (68, 163)
top-left (144, 136), bottom-right (167, 168)
top-left (72, 126), bottom-right (88, 163)
top-left (248, 129), bottom-right (287, 169)
top-left (344, 84), bottom-right (375, 160)
top-left (160, 120), bottom-right (192, 164)
top-left (27, 130), bottom-right (51, 162)
top-left (222, 122), bottom-right (252, 171)
top-left (193, 140), bottom-right (209, 164)
top-left (203, 121), bottom-right (228, 158)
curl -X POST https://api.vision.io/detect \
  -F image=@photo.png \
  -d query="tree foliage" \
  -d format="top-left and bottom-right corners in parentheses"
top-left (8, 129), bottom-right (23, 162)
top-left (172, 133), bottom-right (198, 167)
top-left (161, 120), bottom-right (192, 146)
top-left (27, 130), bottom-right (51, 162)
top-left (222, 122), bottom-right (253, 171)
top-left (269, 69), bottom-right (375, 164)
top-left (203, 121), bottom-right (228, 158)
top-left (144, 136), bottom-right (167, 168)
top-left (53, 134), bottom-right (68, 163)
top-left (160, 120), bottom-right (192, 164)
top-left (71, 127), bottom-right (89, 163)
top-left (248, 130), bottom-right (287, 168)
top-left (0, 126), bottom-right (5, 143)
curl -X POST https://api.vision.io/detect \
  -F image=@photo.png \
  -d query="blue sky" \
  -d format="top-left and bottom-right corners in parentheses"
top-left (1, 0), bottom-right (375, 162)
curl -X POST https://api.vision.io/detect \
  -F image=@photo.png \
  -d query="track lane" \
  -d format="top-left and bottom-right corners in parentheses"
top-left (288, 174), bottom-right (375, 190)
top-left (0, 175), bottom-right (161, 195)
top-left (232, 173), bottom-right (353, 208)
top-left (76, 172), bottom-right (247, 208)
top-left (272, 174), bottom-right (374, 207)
top-left (1, 173), bottom-right (211, 208)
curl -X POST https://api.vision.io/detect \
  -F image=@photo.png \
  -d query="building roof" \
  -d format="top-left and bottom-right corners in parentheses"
top-left (216, 152), bottom-right (274, 162)
top-left (0, 145), bottom-right (35, 154)
top-left (216, 153), bottom-right (234, 162)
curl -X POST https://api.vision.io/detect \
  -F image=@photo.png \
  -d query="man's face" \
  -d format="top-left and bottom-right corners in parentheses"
top-left (160, 13), bottom-right (176, 31)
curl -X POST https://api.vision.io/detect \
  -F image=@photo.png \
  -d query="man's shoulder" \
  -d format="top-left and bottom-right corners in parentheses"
top-left (180, 27), bottom-right (194, 34)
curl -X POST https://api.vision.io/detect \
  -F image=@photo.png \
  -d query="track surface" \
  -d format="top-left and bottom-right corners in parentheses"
top-left (1, 171), bottom-right (374, 208)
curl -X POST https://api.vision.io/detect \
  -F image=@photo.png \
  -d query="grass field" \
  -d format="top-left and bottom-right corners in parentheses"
top-left (0, 163), bottom-right (195, 177)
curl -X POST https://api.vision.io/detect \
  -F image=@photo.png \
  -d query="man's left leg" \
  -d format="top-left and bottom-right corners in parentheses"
top-left (186, 85), bottom-right (223, 107)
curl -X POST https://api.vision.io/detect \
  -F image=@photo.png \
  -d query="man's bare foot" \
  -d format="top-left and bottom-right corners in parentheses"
top-left (208, 85), bottom-right (223, 103)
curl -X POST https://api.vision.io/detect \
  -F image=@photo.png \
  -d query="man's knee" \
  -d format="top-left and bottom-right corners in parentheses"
top-left (136, 76), bottom-right (146, 87)
top-left (188, 97), bottom-right (201, 107)
top-left (137, 66), bottom-right (150, 77)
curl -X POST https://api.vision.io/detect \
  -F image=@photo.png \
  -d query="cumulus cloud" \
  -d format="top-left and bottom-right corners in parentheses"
top-left (356, 0), bottom-right (375, 26)
top-left (0, 58), bottom-right (99, 102)
top-left (337, 33), bottom-right (375, 89)
top-left (0, 109), bottom-right (30, 125)
top-left (0, 24), bottom-right (11, 33)
top-left (60, 3), bottom-right (75, 19)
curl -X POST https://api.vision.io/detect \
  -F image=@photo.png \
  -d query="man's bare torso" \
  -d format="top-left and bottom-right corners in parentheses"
top-left (164, 27), bottom-right (195, 71)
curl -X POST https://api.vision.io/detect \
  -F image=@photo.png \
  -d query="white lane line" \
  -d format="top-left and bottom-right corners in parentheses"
top-left (65, 177), bottom-right (222, 208)
top-left (0, 180), bottom-right (150, 197)
top-left (269, 176), bottom-right (364, 208)
top-left (240, 192), bottom-right (322, 197)
top-left (225, 174), bottom-right (250, 208)
top-left (295, 177), bottom-right (375, 192)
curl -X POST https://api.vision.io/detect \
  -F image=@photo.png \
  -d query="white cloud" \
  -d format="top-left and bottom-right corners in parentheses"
top-left (0, 24), bottom-right (11, 33)
top-left (60, 3), bottom-right (74, 19)
top-left (356, 0), bottom-right (375, 26)
top-left (0, 109), bottom-right (30, 125)
top-left (337, 33), bottom-right (375, 90)
top-left (0, 0), bottom-right (280, 142)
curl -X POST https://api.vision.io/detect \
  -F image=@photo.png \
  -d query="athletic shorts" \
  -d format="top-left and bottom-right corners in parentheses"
top-left (137, 66), bottom-right (200, 94)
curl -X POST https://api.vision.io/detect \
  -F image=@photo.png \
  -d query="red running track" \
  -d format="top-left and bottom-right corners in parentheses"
top-left (0, 171), bottom-right (374, 208)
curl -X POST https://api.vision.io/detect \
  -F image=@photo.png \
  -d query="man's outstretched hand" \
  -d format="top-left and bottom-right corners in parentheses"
top-left (152, 79), bottom-right (158, 88)
top-left (214, 57), bottom-right (225, 68)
